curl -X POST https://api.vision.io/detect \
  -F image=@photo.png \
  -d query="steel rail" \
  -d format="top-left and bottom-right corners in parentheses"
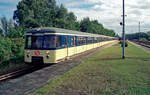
top-left (0, 66), bottom-right (35, 82)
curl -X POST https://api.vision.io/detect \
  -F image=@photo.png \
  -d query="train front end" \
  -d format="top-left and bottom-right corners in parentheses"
top-left (24, 29), bottom-right (56, 64)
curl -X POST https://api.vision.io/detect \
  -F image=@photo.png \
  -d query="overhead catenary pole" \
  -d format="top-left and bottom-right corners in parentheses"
top-left (139, 21), bottom-right (141, 41)
top-left (122, 0), bottom-right (126, 59)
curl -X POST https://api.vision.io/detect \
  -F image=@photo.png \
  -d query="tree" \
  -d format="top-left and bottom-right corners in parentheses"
top-left (56, 4), bottom-right (67, 19)
top-left (79, 17), bottom-right (116, 37)
top-left (0, 17), bottom-right (14, 37)
top-left (80, 17), bottom-right (91, 32)
top-left (53, 4), bottom-right (79, 30)
top-left (65, 12), bottom-right (78, 30)
top-left (14, 0), bottom-right (57, 28)
top-left (8, 26), bottom-right (26, 38)
top-left (126, 32), bottom-right (149, 40)
top-left (0, 16), bottom-right (8, 36)
top-left (0, 28), bottom-right (2, 36)
top-left (8, 19), bottom-right (14, 28)
top-left (55, 4), bottom-right (68, 29)
top-left (13, 0), bottom-right (116, 36)
top-left (147, 31), bottom-right (150, 40)
top-left (0, 35), bottom-right (12, 63)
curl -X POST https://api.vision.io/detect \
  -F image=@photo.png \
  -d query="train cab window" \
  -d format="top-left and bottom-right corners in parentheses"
top-left (43, 36), bottom-right (62, 49)
top-left (32, 36), bottom-right (43, 49)
top-left (26, 36), bottom-right (31, 49)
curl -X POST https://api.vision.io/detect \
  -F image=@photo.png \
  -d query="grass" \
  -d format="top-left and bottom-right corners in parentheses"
top-left (35, 43), bottom-right (150, 95)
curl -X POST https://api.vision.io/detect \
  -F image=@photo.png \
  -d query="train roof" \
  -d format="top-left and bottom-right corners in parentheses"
top-left (27, 27), bottom-right (115, 38)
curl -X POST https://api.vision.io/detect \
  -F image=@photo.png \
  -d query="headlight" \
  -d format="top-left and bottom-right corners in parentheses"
top-left (46, 51), bottom-right (50, 54)
top-left (27, 50), bottom-right (30, 54)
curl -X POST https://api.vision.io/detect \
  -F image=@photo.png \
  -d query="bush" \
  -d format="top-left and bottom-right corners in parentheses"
top-left (139, 38), bottom-right (148, 42)
top-left (8, 27), bottom-right (26, 38)
top-left (120, 41), bottom-right (128, 47)
top-left (0, 35), bottom-right (12, 63)
top-left (0, 35), bottom-right (25, 64)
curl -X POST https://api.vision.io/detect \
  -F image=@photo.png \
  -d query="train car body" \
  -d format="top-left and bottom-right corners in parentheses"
top-left (24, 27), bottom-right (117, 64)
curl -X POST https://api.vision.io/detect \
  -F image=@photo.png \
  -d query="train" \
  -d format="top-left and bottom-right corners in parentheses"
top-left (24, 27), bottom-right (117, 64)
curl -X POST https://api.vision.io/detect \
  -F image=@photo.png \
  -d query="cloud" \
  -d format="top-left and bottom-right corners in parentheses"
top-left (128, 0), bottom-right (150, 9)
top-left (0, 0), bottom-right (150, 35)
top-left (59, 0), bottom-right (150, 35)
top-left (92, 5), bottom-right (102, 10)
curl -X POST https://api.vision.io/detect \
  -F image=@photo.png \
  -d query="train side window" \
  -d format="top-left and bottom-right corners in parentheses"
top-left (90, 37), bottom-right (92, 43)
top-left (56, 36), bottom-right (62, 48)
top-left (85, 37), bottom-right (87, 44)
top-left (65, 36), bottom-right (68, 47)
top-left (75, 36), bottom-right (78, 46)
top-left (43, 36), bottom-right (56, 49)
top-left (83, 37), bottom-right (86, 45)
top-left (79, 37), bottom-right (82, 45)
top-left (101, 38), bottom-right (103, 41)
top-left (82, 37), bottom-right (84, 45)
top-left (43, 35), bottom-right (63, 49)
top-left (99, 38), bottom-right (101, 42)
top-left (88, 37), bottom-right (90, 44)
top-left (78, 37), bottom-right (81, 46)
top-left (71, 36), bottom-right (75, 47)
top-left (61, 36), bottom-right (66, 48)
top-left (73, 37), bottom-right (76, 46)
top-left (59, 36), bottom-right (62, 47)
top-left (43, 36), bottom-right (50, 49)
top-left (79, 37), bottom-right (83, 45)
top-left (95, 37), bottom-right (97, 43)
top-left (92, 37), bottom-right (94, 43)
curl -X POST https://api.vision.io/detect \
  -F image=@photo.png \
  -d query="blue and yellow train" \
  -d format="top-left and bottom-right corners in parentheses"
top-left (24, 27), bottom-right (117, 64)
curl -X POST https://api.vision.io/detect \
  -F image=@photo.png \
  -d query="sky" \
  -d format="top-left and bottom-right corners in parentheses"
top-left (0, 0), bottom-right (150, 35)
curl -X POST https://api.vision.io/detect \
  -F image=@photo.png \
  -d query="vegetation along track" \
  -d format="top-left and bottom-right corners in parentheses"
top-left (0, 64), bottom-right (51, 83)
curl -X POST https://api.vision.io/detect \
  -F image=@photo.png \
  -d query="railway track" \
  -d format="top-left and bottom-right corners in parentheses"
top-left (0, 64), bottom-right (51, 83)
top-left (132, 40), bottom-right (150, 48)
top-left (0, 66), bottom-right (33, 82)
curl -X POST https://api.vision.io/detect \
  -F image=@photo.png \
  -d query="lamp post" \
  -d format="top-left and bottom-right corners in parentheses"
top-left (122, 0), bottom-right (126, 59)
